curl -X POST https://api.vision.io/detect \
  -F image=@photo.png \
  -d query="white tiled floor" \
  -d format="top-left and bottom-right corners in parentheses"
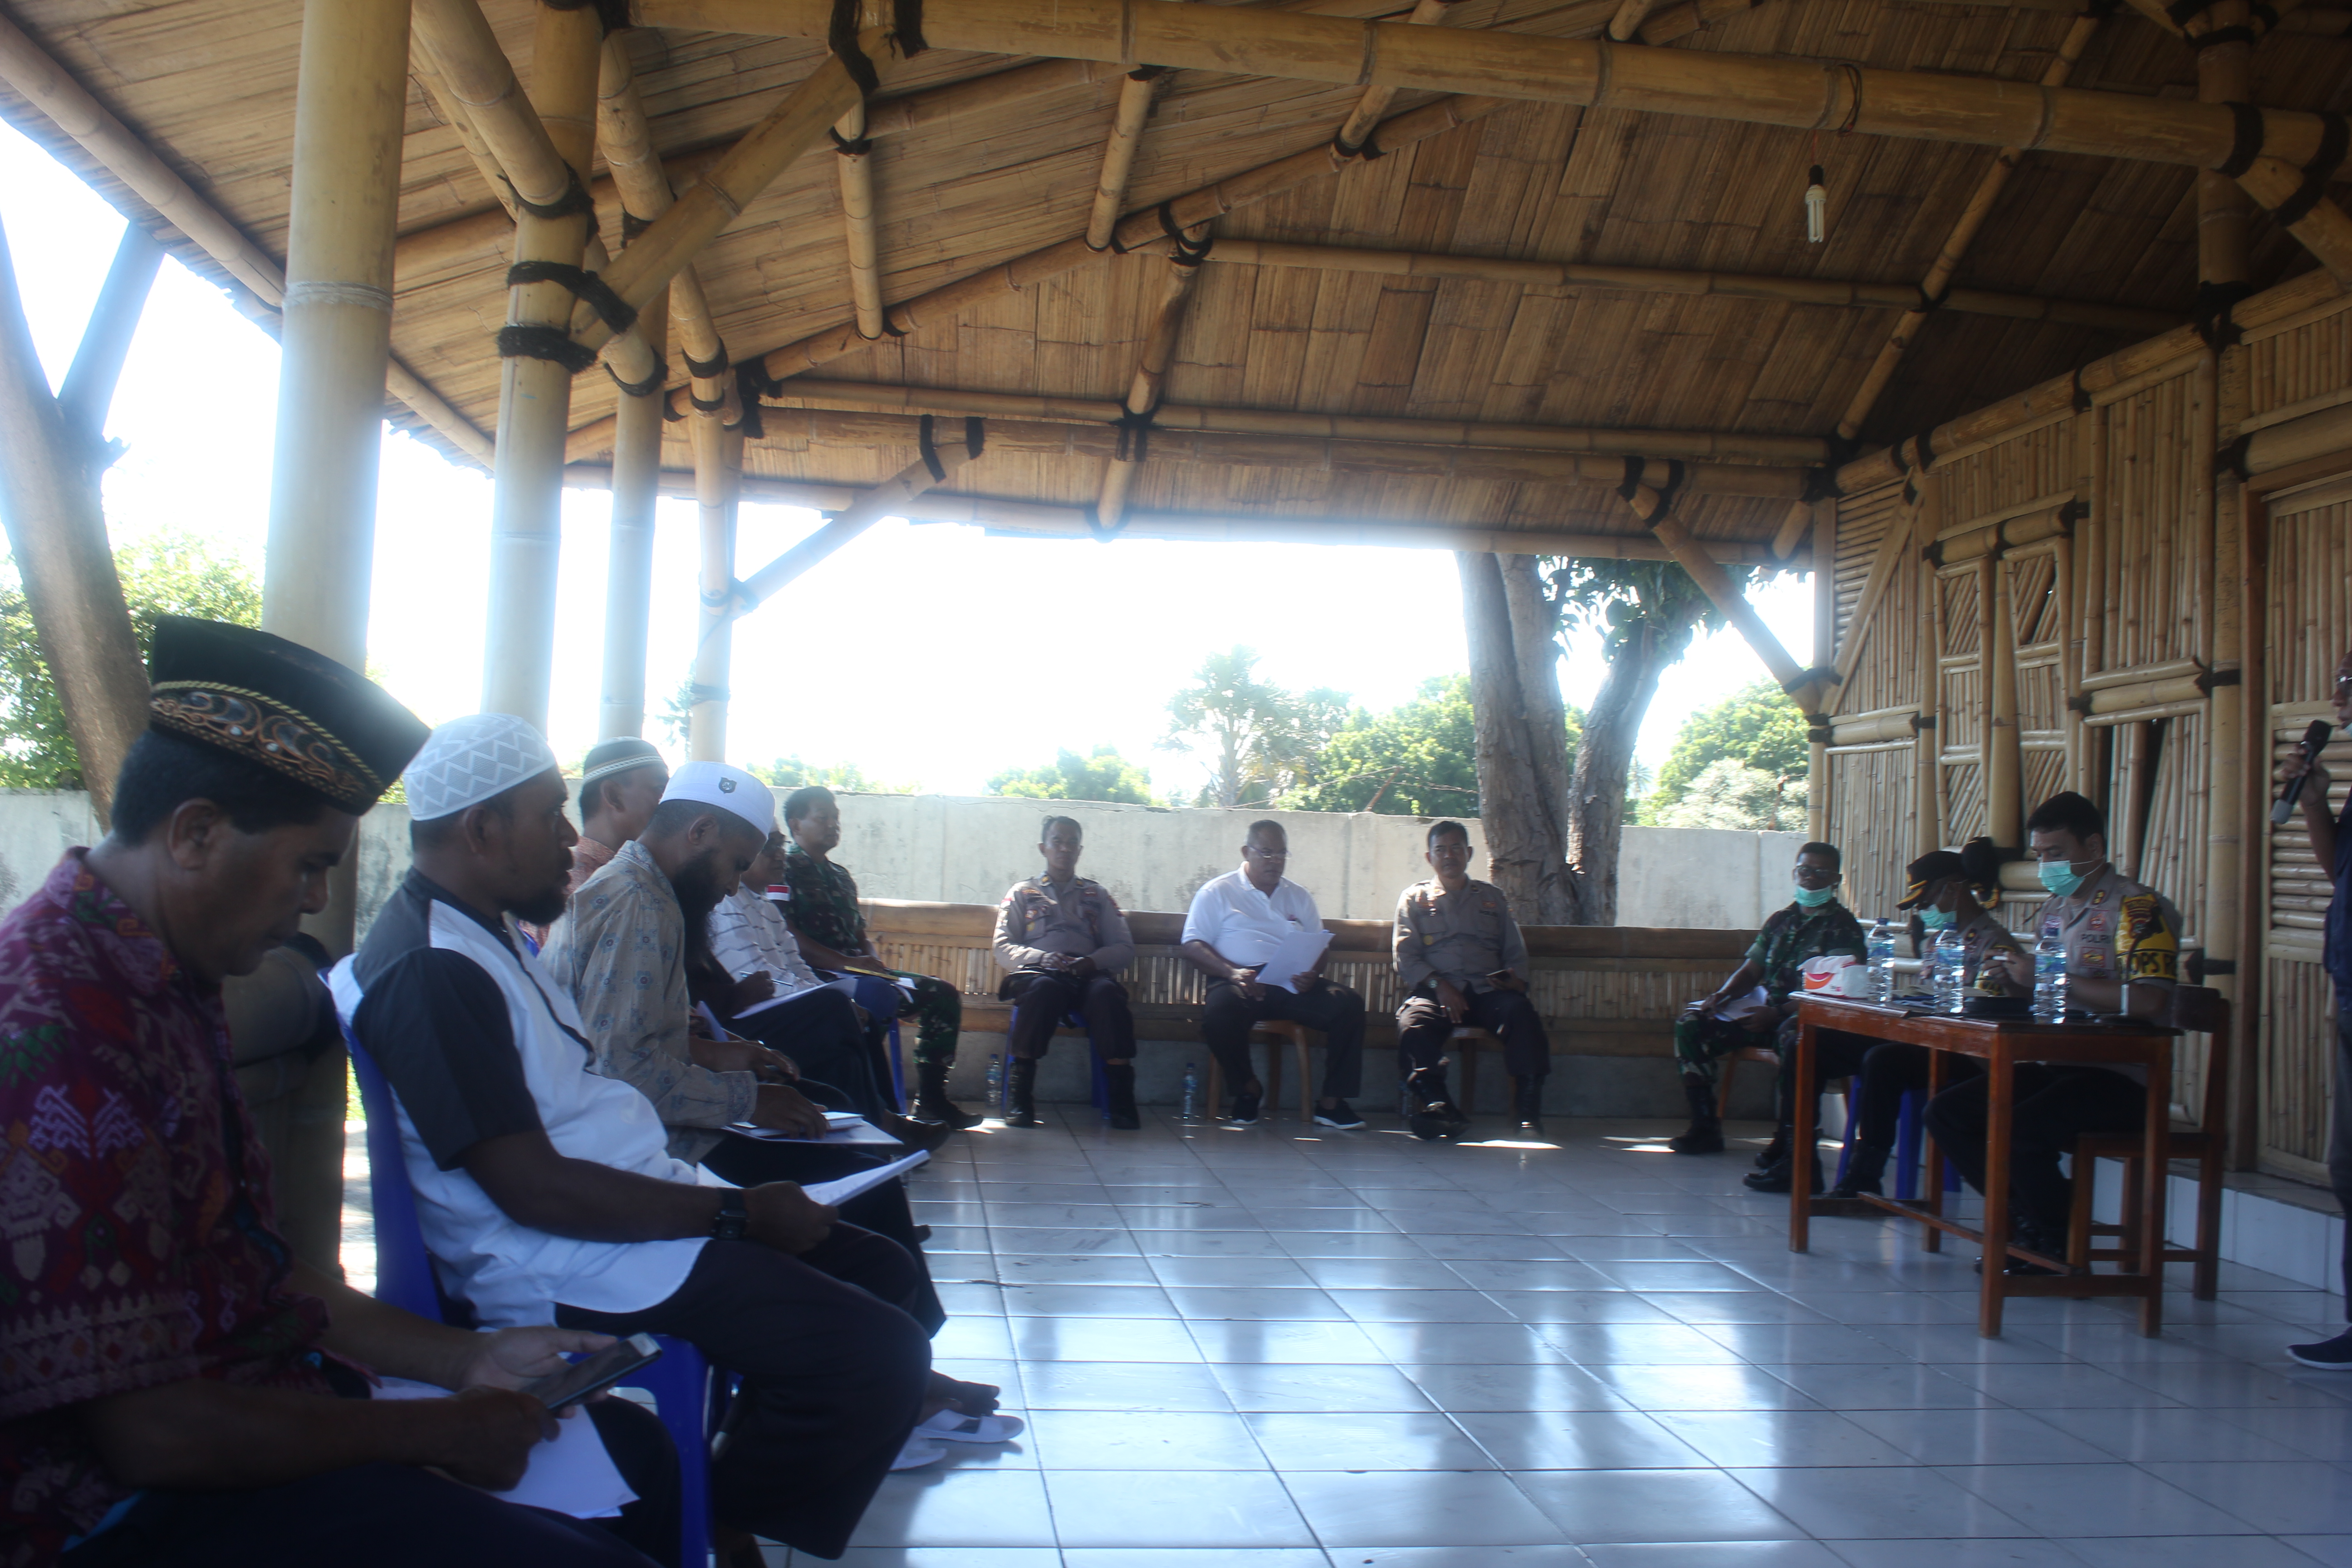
top-left (788, 1107), bottom-right (2352, 1568)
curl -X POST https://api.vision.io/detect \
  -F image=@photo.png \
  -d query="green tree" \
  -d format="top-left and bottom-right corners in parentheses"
top-left (988, 745), bottom-right (1161, 805)
top-left (1645, 677), bottom-right (1809, 819)
top-left (0, 531), bottom-right (261, 789)
top-left (748, 756), bottom-right (919, 794)
top-left (1160, 646), bottom-right (1347, 808)
top-left (1648, 756), bottom-right (1803, 831)
top-left (1279, 674), bottom-right (1583, 817)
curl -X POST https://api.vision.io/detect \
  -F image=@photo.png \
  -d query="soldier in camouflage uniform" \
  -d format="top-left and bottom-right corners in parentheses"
top-left (778, 784), bottom-right (974, 1129)
top-left (992, 815), bottom-right (1141, 1128)
top-left (1668, 842), bottom-right (1867, 1155)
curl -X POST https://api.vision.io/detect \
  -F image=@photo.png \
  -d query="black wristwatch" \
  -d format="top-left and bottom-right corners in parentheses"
top-left (710, 1191), bottom-right (748, 1242)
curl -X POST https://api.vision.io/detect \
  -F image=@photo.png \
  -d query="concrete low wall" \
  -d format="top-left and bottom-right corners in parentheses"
top-left (0, 789), bottom-right (1808, 938)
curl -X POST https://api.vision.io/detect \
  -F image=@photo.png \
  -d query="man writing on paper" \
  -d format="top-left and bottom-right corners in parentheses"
top-left (1394, 821), bottom-right (1554, 1140)
top-left (992, 816), bottom-right (1140, 1129)
top-left (338, 716), bottom-right (944, 1550)
top-left (1180, 820), bottom-right (1367, 1129)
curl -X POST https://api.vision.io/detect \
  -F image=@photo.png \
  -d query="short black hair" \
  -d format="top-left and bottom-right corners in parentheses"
top-left (1796, 841), bottom-right (1842, 871)
top-left (2026, 790), bottom-right (2104, 843)
top-left (110, 729), bottom-right (333, 844)
top-left (1427, 820), bottom-right (1469, 848)
top-left (783, 784), bottom-right (835, 825)
top-left (409, 791), bottom-right (514, 852)
top-left (1040, 814), bottom-right (1081, 840)
top-left (1245, 818), bottom-right (1284, 843)
top-left (646, 798), bottom-right (765, 841)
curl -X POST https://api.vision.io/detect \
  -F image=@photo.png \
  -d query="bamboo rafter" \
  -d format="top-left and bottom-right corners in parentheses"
top-left (735, 424), bottom-right (985, 611)
top-left (832, 99), bottom-right (887, 339)
top-left (1096, 236), bottom-right (1210, 534)
top-left (1333, 0), bottom-right (1458, 153)
top-left (1085, 68), bottom-right (1168, 252)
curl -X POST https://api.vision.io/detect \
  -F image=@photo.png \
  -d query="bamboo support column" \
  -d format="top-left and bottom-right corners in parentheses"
top-left (1915, 500), bottom-right (1943, 857)
top-left (2234, 161), bottom-right (2352, 284)
top-left (601, 291), bottom-right (667, 742)
top-left (1984, 550), bottom-right (2023, 848)
top-left (834, 100), bottom-right (887, 338)
top-left (1623, 479), bottom-right (1819, 712)
top-left (1098, 244), bottom-right (1208, 532)
top-left (1086, 69), bottom-right (1166, 249)
top-left (2229, 484), bottom-right (2268, 1169)
top-left (689, 416), bottom-right (741, 762)
top-left (1808, 498), bottom-right (1835, 841)
top-left (1333, 0), bottom-right (1454, 153)
top-left (481, 3), bottom-right (604, 725)
top-left (736, 422), bottom-right (986, 607)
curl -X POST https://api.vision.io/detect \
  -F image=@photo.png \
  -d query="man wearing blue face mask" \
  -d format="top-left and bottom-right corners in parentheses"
top-left (1668, 843), bottom-right (1866, 1156)
top-left (1924, 791), bottom-right (2181, 1274)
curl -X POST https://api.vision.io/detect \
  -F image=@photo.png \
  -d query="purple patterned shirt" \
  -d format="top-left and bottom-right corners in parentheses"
top-left (0, 853), bottom-right (329, 1566)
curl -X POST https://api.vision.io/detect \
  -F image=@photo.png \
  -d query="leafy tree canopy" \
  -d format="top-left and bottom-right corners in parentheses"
top-left (1644, 676), bottom-right (1809, 818)
top-left (1160, 645), bottom-right (1348, 808)
top-left (1279, 674), bottom-right (1584, 818)
top-left (0, 532), bottom-right (261, 790)
top-left (988, 745), bottom-right (1162, 805)
top-left (1647, 756), bottom-right (1805, 832)
top-left (748, 756), bottom-right (919, 794)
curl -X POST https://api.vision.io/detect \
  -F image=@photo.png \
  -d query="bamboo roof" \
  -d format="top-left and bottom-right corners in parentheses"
top-left (4, 0), bottom-right (2347, 555)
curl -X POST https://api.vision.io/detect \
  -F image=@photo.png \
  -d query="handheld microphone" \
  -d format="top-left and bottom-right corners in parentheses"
top-left (2274, 720), bottom-right (2335, 825)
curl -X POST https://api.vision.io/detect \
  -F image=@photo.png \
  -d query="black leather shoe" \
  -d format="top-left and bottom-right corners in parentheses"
top-left (1668, 1121), bottom-right (1725, 1154)
top-left (1742, 1153), bottom-right (1824, 1195)
top-left (1226, 1088), bottom-right (1262, 1125)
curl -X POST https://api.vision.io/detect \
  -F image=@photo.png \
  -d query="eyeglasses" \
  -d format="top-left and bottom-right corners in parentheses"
top-left (1245, 845), bottom-right (1289, 860)
top-left (1793, 865), bottom-right (1841, 883)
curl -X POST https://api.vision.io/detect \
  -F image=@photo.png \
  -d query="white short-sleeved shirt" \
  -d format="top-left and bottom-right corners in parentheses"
top-left (1181, 867), bottom-right (1323, 968)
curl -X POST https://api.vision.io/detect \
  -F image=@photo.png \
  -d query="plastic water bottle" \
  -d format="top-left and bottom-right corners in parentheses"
top-left (2033, 926), bottom-right (2068, 1022)
top-left (1932, 927), bottom-right (1968, 1013)
top-left (1180, 1063), bottom-right (1201, 1122)
top-left (1867, 919), bottom-right (1896, 1003)
top-left (984, 1054), bottom-right (1003, 1112)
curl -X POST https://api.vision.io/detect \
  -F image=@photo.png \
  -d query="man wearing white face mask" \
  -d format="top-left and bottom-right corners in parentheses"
top-left (1927, 791), bottom-right (2182, 1273)
top-left (1667, 842), bottom-right (1866, 1156)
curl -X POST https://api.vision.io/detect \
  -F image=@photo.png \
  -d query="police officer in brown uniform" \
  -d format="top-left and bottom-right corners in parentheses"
top-left (1394, 821), bottom-right (1553, 1139)
top-left (992, 815), bottom-right (1141, 1129)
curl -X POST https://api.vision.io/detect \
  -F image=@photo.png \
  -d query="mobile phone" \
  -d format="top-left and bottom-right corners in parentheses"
top-left (517, 1333), bottom-right (663, 1411)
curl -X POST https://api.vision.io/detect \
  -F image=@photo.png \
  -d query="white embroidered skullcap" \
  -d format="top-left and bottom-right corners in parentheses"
top-left (660, 760), bottom-right (776, 838)
top-left (403, 713), bottom-right (561, 821)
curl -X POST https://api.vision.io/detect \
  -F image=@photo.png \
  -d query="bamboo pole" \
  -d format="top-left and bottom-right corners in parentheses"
top-left (1086, 69), bottom-right (1166, 250)
top-left (2235, 161), bottom-right (2352, 284)
top-left (1984, 551), bottom-right (2023, 847)
top-left (1607, 0), bottom-right (1664, 41)
top-left (265, 0), bottom-right (410, 683)
top-left (1333, 0), bottom-right (1454, 153)
top-left (481, 4), bottom-right (604, 726)
top-left (688, 416), bottom-right (741, 761)
top-left (0, 5), bottom-right (486, 463)
top-left (1808, 497), bottom-right (1835, 839)
top-left (1098, 243), bottom-right (1208, 532)
top-left (1622, 480), bottom-right (1819, 708)
top-left (1915, 496), bottom-right (1943, 857)
top-left (2229, 481), bottom-right (2268, 1169)
top-left (735, 429), bottom-right (985, 610)
top-left (598, 35), bottom-right (735, 416)
top-left (1209, 237), bottom-right (2177, 332)
top-left (572, 30), bottom-right (904, 357)
top-left (639, 0), bottom-right (2345, 168)
top-left (58, 226), bottom-right (161, 450)
top-left (0, 220), bottom-right (147, 821)
top-left (833, 100), bottom-right (887, 338)
top-left (569, 370), bottom-right (1834, 466)
top-left (411, 35), bottom-right (521, 223)
top-left (602, 292), bottom-right (668, 742)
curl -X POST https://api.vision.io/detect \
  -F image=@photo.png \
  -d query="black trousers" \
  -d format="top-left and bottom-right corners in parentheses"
top-left (1396, 986), bottom-right (1552, 1079)
top-left (1771, 1027), bottom-right (1876, 1131)
top-left (1850, 1040), bottom-right (1982, 1148)
top-left (2328, 1008), bottom-right (2352, 1317)
top-left (1201, 979), bottom-right (1365, 1101)
top-left (62, 1398), bottom-right (676, 1568)
top-left (1923, 1064), bottom-right (2147, 1234)
top-left (1000, 970), bottom-right (1136, 1062)
top-left (556, 1230), bottom-right (931, 1560)
top-left (701, 1132), bottom-right (944, 1334)
top-left (734, 988), bottom-right (891, 1119)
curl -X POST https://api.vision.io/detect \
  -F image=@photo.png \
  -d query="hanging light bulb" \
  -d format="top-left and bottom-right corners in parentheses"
top-left (1804, 164), bottom-right (1828, 245)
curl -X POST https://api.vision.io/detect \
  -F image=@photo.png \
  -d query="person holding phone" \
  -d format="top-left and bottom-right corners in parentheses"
top-left (1180, 820), bottom-right (1368, 1128)
top-left (1393, 821), bottom-right (1553, 1139)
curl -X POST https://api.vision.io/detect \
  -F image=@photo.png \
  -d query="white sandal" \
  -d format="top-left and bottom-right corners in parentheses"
top-left (889, 1434), bottom-right (948, 1470)
top-left (917, 1409), bottom-right (1026, 1443)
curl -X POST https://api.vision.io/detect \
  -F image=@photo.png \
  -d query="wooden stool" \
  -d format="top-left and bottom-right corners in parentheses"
top-left (1205, 1020), bottom-right (1313, 1120)
top-left (1450, 1027), bottom-right (1498, 1112)
top-left (2065, 984), bottom-right (2232, 1299)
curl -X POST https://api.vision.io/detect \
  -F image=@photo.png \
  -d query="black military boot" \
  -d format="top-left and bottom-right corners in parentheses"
top-left (1743, 1145), bottom-right (1824, 1194)
top-left (1511, 1076), bottom-right (1545, 1134)
top-left (1826, 1142), bottom-right (1891, 1199)
top-left (1666, 1074), bottom-right (1725, 1154)
top-left (1103, 1063), bottom-right (1141, 1130)
top-left (1004, 1059), bottom-right (1040, 1127)
top-left (914, 1061), bottom-right (981, 1130)
top-left (1406, 1068), bottom-right (1470, 1142)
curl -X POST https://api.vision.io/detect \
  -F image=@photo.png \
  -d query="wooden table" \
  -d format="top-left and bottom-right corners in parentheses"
top-left (1788, 996), bottom-right (2177, 1338)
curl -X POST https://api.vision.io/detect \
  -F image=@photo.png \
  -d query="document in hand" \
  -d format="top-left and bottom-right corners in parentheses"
top-left (802, 1148), bottom-right (931, 1207)
top-left (375, 1378), bottom-right (635, 1517)
top-left (729, 976), bottom-right (856, 1018)
top-left (1707, 985), bottom-right (1771, 1022)
top-left (1260, 926), bottom-right (1336, 993)
top-left (730, 1113), bottom-right (904, 1146)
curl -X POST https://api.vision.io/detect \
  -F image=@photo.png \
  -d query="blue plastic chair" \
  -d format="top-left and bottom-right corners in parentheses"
top-left (343, 1027), bottom-right (718, 1566)
top-left (843, 975), bottom-right (909, 1109)
top-left (1829, 1083), bottom-right (1957, 1201)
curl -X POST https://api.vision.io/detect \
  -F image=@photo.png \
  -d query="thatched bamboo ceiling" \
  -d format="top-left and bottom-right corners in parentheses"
top-left (3, 0), bottom-right (2346, 553)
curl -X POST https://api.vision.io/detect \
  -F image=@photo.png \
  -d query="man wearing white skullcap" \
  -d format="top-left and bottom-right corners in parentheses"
top-left (335, 720), bottom-right (939, 1557)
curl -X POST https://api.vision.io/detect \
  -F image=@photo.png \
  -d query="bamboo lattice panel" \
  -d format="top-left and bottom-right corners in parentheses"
top-left (2242, 295), bottom-right (2352, 426)
top-left (2261, 957), bottom-right (2340, 1179)
top-left (1830, 482), bottom-right (1921, 717)
top-left (1825, 744), bottom-right (1913, 920)
top-left (2092, 377), bottom-right (2205, 674)
top-left (1930, 420), bottom-right (2078, 525)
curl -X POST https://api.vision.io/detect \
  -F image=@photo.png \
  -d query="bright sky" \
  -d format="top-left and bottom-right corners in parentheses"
top-left (1, 121), bottom-right (1813, 800)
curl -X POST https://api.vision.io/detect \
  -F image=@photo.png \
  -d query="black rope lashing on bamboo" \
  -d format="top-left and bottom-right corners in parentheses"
top-left (2270, 112), bottom-right (2351, 229)
top-left (2070, 367), bottom-right (2093, 414)
top-left (2056, 498), bottom-right (2088, 533)
top-left (663, 398), bottom-right (686, 422)
top-left (1111, 407), bottom-right (1156, 463)
top-left (1616, 455), bottom-right (1646, 503)
top-left (1128, 64), bottom-right (1168, 83)
top-left (2215, 432), bottom-right (2254, 480)
top-left (2077, 0), bottom-right (2122, 18)
top-left (735, 361), bottom-right (784, 441)
top-left (1834, 62), bottom-right (1863, 136)
top-left (1914, 282), bottom-right (1950, 314)
top-left (545, 0), bottom-right (632, 36)
top-left (1333, 126), bottom-right (1388, 161)
top-left (2215, 102), bottom-right (2266, 178)
top-left (497, 326), bottom-right (598, 373)
top-left (510, 167), bottom-right (597, 223)
top-left (1160, 204), bottom-right (1215, 268)
top-left (606, 358), bottom-right (664, 398)
top-left (684, 344), bottom-right (730, 381)
top-left (1824, 434), bottom-right (1861, 470)
top-left (964, 416), bottom-right (985, 462)
top-left (1654, 459), bottom-right (1688, 517)
top-left (1084, 502), bottom-right (1128, 542)
top-left (830, 0), bottom-right (930, 98)
top-left (506, 261), bottom-right (638, 336)
top-left (1800, 466), bottom-right (1845, 505)
top-left (2190, 279), bottom-right (2256, 349)
top-left (829, 126), bottom-right (874, 157)
top-left (917, 414), bottom-right (945, 481)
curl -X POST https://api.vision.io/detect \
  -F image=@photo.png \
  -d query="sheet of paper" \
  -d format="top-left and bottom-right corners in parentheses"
top-left (1259, 927), bottom-right (1335, 993)
top-left (729, 1114), bottom-right (905, 1146)
top-left (374, 1378), bottom-right (636, 1519)
top-left (802, 1149), bottom-right (931, 1207)
top-left (1706, 985), bottom-right (1771, 1022)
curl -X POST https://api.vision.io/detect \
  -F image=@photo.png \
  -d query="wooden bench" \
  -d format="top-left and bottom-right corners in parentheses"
top-left (862, 901), bottom-right (1756, 1103)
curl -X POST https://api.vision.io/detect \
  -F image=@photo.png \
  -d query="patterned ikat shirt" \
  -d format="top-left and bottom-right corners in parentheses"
top-left (0, 853), bottom-right (331, 1566)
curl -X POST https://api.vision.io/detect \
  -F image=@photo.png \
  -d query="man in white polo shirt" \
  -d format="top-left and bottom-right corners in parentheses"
top-left (1180, 819), bottom-right (1367, 1128)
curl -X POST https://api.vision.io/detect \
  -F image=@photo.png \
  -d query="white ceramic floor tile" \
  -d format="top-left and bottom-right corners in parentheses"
top-left (1044, 1468), bottom-right (1315, 1548)
top-left (1725, 1465), bottom-right (2033, 1541)
top-left (1931, 1464), bottom-right (2258, 1537)
top-left (1513, 1468), bottom-right (1806, 1544)
top-left (1281, 1469), bottom-right (1571, 1547)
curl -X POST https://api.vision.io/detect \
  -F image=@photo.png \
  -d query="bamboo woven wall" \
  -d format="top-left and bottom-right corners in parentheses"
top-left (2239, 295), bottom-right (2352, 428)
top-left (1824, 745), bottom-right (1913, 920)
top-left (2092, 375), bottom-right (2205, 675)
top-left (1831, 480), bottom-right (1919, 717)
